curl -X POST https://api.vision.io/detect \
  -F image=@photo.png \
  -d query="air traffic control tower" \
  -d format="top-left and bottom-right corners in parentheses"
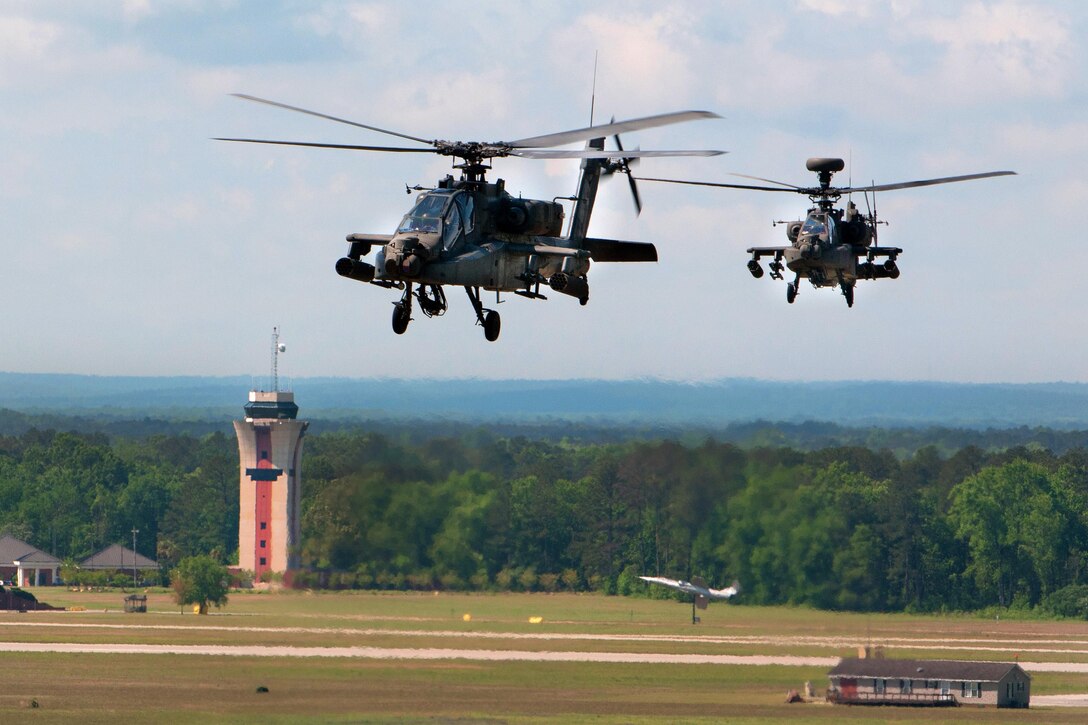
top-left (234, 328), bottom-right (307, 580)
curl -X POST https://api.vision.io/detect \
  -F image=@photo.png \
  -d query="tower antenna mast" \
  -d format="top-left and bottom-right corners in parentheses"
top-left (270, 327), bottom-right (286, 392)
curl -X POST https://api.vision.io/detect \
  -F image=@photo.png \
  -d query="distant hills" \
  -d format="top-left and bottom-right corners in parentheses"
top-left (1, 373), bottom-right (1087, 429)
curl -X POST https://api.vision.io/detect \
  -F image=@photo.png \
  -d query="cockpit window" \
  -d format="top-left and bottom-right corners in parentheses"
top-left (443, 203), bottom-right (463, 251)
top-left (397, 192), bottom-right (451, 234)
top-left (801, 214), bottom-right (827, 238)
top-left (456, 193), bottom-right (474, 235)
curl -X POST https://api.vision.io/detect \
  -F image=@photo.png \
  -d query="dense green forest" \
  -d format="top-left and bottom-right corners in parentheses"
top-left (2, 422), bottom-right (1088, 615)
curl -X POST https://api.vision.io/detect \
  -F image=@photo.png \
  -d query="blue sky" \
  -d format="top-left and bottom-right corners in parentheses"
top-left (1, 1), bottom-right (1083, 382)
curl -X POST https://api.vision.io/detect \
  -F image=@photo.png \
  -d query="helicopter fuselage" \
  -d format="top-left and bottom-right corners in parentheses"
top-left (356, 179), bottom-right (591, 295)
top-left (776, 208), bottom-right (869, 286)
top-left (335, 157), bottom-right (657, 338)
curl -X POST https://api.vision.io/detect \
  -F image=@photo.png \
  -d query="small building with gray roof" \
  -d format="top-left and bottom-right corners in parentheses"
top-left (0, 534), bottom-right (61, 586)
top-left (827, 657), bottom-right (1030, 708)
top-left (81, 544), bottom-right (159, 583)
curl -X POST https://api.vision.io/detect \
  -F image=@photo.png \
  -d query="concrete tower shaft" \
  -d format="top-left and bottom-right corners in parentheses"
top-left (235, 389), bottom-right (307, 580)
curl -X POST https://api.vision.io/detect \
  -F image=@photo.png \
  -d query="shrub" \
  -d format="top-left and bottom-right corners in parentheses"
top-left (560, 569), bottom-right (580, 591)
top-left (171, 556), bottom-right (229, 614)
top-left (1042, 585), bottom-right (1088, 618)
top-left (469, 570), bottom-right (490, 590)
top-left (494, 568), bottom-right (516, 591)
top-left (517, 567), bottom-right (538, 592)
top-left (438, 572), bottom-right (465, 591)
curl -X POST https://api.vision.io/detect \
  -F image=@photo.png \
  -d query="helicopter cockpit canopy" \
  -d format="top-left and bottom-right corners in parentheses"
top-left (800, 211), bottom-right (840, 245)
top-left (397, 191), bottom-right (450, 234)
top-left (396, 190), bottom-right (475, 254)
top-left (800, 212), bottom-right (828, 240)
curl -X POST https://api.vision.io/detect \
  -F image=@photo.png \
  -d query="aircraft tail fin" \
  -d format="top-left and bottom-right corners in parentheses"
top-left (692, 576), bottom-right (708, 589)
top-left (567, 138), bottom-right (605, 243)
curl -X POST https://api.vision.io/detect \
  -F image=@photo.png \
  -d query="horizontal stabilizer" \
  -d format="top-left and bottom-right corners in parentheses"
top-left (583, 238), bottom-right (658, 262)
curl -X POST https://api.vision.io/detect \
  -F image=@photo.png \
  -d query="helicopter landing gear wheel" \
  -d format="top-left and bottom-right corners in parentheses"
top-left (392, 282), bottom-right (412, 334)
top-left (465, 286), bottom-right (501, 342)
top-left (786, 283), bottom-right (797, 304)
top-left (483, 310), bottom-right (501, 341)
top-left (842, 283), bottom-right (854, 308)
top-left (392, 304), bottom-right (410, 334)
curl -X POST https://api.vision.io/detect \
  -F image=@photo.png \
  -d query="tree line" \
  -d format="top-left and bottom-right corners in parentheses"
top-left (2, 425), bottom-right (1088, 615)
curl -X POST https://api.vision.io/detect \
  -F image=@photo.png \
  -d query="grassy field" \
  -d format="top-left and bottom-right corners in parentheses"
top-left (0, 587), bottom-right (1084, 722)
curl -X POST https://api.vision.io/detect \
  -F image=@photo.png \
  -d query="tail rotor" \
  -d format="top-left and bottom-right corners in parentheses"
top-left (602, 116), bottom-right (643, 215)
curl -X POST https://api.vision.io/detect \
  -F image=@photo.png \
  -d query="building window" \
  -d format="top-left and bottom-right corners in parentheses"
top-left (899, 679), bottom-right (912, 694)
top-left (259, 557), bottom-right (266, 566)
top-left (260, 540), bottom-right (266, 548)
top-left (874, 679), bottom-right (885, 694)
top-left (260, 522), bottom-right (267, 530)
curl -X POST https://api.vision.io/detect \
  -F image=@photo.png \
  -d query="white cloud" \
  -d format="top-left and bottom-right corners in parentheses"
top-left (551, 9), bottom-right (703, 112)
top-left (0, 14), bottom-right (62, 86)
top-left (121, 0), bottom-right (154, 23)
top-left (797, 0), bottom-right (871, 17)
top-left (907, 1), bottom-right (1072, 99)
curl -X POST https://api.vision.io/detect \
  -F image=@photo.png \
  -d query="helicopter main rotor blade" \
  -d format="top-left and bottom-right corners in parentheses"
top-left (213, 137), bottom-right (438, 153)
top-left (231, 94), bottom-right (434, 145)
top-left (728, 172), bottom-right (803, 189)
top-left (506, 110), bottom-right (721, 149)
top-left (837, 170), bottom-right (1017, 194)
top-left (635, 176), bottom-right (799, 193)
top-left (512, 149), bottom-right (723, 159)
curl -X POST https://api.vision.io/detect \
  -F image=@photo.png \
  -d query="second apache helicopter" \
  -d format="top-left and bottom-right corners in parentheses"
top-left (218, 95), bottom-right (722, 340)
top-left (639, 158), bottom-right (1015, 306)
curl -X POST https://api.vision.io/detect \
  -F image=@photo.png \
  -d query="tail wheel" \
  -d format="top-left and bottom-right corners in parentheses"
top-left (786, 283), bottom-right (797, 304)
top-left (392, 305), bottom-right (410, 335)
top-left (483, 310), bottom-right (500, 341)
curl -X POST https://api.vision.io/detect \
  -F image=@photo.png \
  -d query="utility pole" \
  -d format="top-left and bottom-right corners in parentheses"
top-left (131, 528), bottom-right (139, 589)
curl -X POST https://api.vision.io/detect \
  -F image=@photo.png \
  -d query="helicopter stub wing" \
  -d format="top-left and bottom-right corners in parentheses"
top-left (861, 246), bottom-right (903, 257)
top-left (348, 233), bottom-right (394, 244)
top-left (503, 242), bottom-right (590, 258)
top-left (747, 246), bottom-right (788, 259)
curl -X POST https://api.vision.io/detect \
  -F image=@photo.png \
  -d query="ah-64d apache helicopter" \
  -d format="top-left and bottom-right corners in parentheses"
top-left (217, 95), bottom-right (722, 340)
top-left (639, 158), bottom-right (1015, 306)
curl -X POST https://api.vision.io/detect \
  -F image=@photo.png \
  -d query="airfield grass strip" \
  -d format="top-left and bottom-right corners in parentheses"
top-left (0, 590), bottom-right (1086, 721)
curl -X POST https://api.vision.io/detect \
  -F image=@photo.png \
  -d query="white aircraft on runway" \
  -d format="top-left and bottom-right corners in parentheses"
top-left (640, 575), bottom-right (739, 624)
